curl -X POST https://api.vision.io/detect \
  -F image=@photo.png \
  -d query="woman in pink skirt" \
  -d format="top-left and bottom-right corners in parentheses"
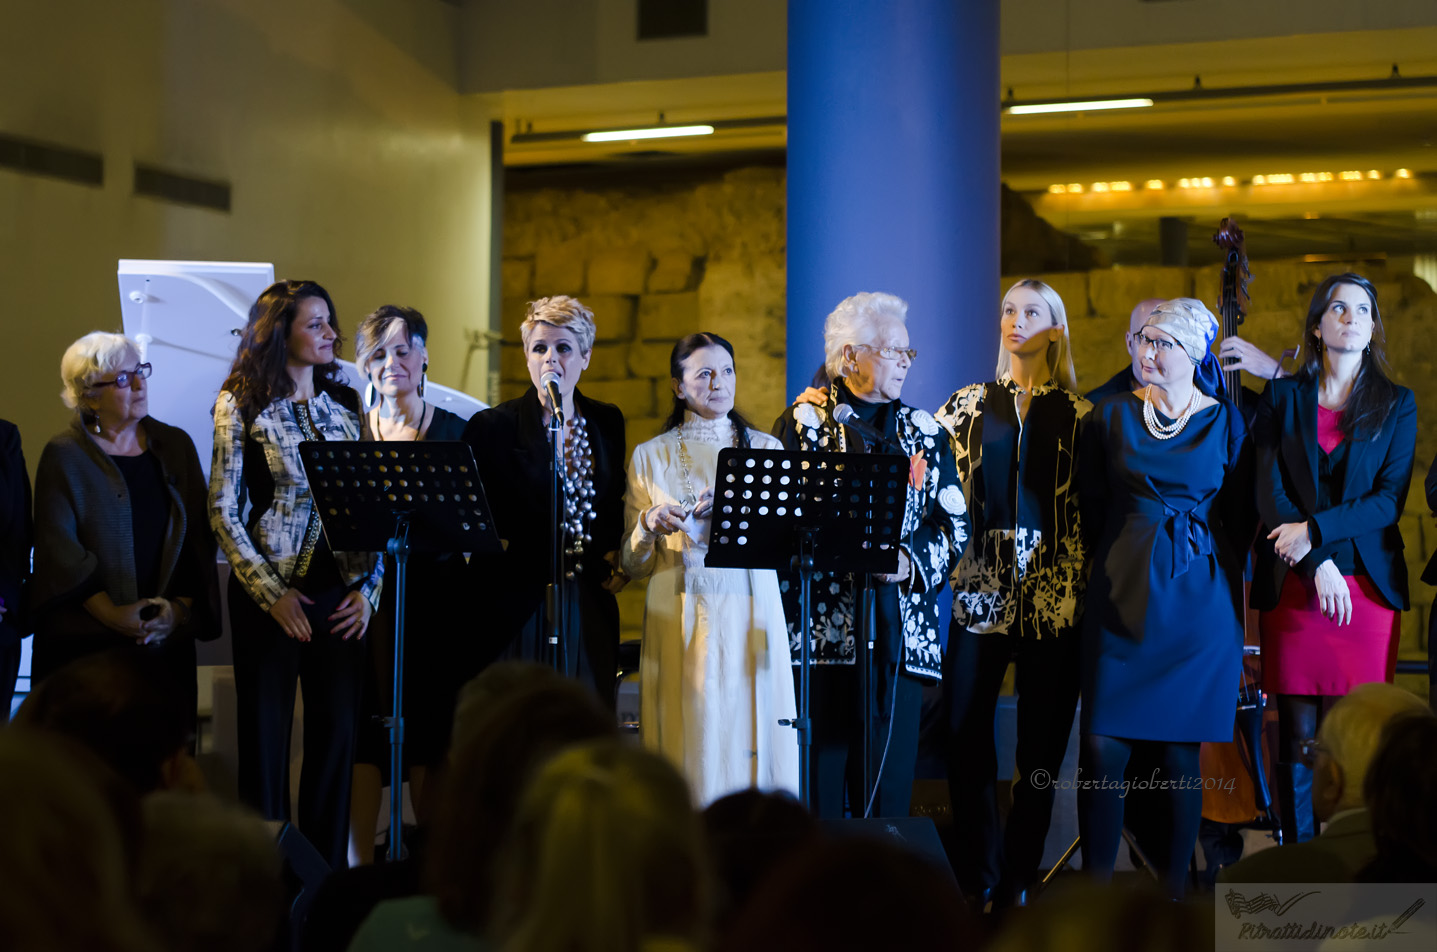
top-left (1251, 273), bottom-right (1417, 845)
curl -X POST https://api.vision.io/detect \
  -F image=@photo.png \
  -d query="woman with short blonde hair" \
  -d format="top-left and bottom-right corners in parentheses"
top-left (462, 295), bottom-right (628, 704)
top-left (32, 331), bottom-right (218, 725)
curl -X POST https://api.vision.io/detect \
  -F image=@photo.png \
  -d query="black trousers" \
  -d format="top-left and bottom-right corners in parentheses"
top-left (229, 574), bottom-right (365, 871)
top-left (804, 659), bottom-right (923, 820)
top-left (943, 625), bottom-right (1081, 894)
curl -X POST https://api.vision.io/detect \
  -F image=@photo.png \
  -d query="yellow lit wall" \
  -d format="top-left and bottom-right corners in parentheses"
top-left (0, 0), bottom-right (496, 475)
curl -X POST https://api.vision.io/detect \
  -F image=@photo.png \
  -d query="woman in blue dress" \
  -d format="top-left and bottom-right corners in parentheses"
top-left (1077, 298), bottom-right (1255, 898)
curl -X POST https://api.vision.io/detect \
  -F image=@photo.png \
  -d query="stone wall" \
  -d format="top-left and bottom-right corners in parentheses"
top-left (502, 167), bottom-right (1436, 696)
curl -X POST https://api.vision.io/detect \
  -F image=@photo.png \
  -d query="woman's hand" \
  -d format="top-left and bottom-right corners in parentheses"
top-left (691, 486), bottom-right (716, 519)
top-left (1267, 521), bottom-right (1313, 566)
top-left (1313, 560), bottom-right (1352, 626)
top-left (794, 386), bottom-right (829, 407)
top-left (139, 599), bottom-right (181, 645)
top-left (329, 591), bottom-right (373, 641)
top-left (269, 589), bottom-right (315, 641)
top-left (876, 549), bottom-right (912, 585)
top-left (601, 551), bottom-right (629, 594)
top-left (85, 594), bottom-right (157, 640)
top-left (644, 503), bottom-right (690, 536)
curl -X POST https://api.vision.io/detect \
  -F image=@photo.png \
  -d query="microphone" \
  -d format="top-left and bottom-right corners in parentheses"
top-left (833, 403), bottom-right (899, 452)
top-left (540, 372), bottom-right (564, 421)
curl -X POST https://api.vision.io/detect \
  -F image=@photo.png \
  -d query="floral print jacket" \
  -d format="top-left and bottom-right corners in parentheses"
top-left (936, 377), bottom-right (1090, 640)
top-left (771, 383), bottom-right (970, 680)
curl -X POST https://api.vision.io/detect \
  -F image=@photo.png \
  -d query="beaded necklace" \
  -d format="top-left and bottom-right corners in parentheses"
top-left (561, 411), bottom-right (597, 573)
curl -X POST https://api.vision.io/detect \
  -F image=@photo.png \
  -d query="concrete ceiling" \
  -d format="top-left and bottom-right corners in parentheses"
top-left (491, 27), bottom-right (1437, 265)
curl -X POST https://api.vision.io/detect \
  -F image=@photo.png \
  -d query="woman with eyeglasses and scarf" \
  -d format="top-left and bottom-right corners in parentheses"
top-left (31, 332), bottom-right (219, 724)
top-left (1077, 298), bottom-right (1256, 898)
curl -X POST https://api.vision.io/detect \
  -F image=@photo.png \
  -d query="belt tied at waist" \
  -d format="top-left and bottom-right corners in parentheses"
top-left (1131, 493), bottom-right (1217, 578)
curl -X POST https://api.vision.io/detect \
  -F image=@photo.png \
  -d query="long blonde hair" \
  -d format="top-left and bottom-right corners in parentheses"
top-left (994, 279), bottom-right (1078, 392)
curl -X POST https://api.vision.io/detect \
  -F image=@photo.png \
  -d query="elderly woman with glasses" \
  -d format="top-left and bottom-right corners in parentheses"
top-left (1077, 298), bottom-right (1256, 898)
top-left (31, 332), bottom-right (219, 721)
top-left (773, 291), bottom-right (969, 819)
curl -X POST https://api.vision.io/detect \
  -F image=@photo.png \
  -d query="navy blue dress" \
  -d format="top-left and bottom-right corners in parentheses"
top-left (1078, 392), bottom-right (1254, 742)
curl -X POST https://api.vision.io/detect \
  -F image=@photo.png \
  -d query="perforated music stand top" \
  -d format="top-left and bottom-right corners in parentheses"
top-left (298, 441), bottom-right (501, 556)
top-left (704, 448), bottom-right (909, 574)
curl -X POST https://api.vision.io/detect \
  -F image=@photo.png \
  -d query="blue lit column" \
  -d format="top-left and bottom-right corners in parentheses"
top-left (786, 0), bottom-right (1001, 414)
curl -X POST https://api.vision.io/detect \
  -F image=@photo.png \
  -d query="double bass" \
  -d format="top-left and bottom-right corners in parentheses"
top-left (1199, 219), bottom-right (1279, 834)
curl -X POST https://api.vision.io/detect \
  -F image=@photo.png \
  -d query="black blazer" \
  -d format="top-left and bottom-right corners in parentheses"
top-left (1251, 374), bottom-right (1417, 612)
top-left (0, 420), bottom-right (32, 648)
top-left (461, 387), bottom-right (626, 655)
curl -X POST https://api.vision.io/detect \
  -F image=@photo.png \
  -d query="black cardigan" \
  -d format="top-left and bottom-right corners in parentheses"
top-left (461, 387), bottom-right (625, 657)
top-left (1251, 374), bottom-right (1417, 612)
top-left (31, 417), bottom-right (221, 642)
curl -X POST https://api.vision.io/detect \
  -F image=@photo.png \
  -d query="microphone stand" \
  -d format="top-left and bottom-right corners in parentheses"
top-left (545, 392), bottom-right (567, 675)
top-left (852, 429), bottom-right (879, 817)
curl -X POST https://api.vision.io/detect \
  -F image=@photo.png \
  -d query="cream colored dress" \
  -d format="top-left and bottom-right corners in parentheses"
top-left (621, 412), bottom-right (799, 804)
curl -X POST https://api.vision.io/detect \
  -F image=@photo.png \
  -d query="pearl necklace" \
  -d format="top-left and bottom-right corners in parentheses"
top-left (1142, 385), bottom-right (1202, 440)
top-left (561, 412), bottom-right (597, 575)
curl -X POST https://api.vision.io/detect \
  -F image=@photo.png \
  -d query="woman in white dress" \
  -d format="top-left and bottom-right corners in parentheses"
top-left (622, 333), bottom-right (799, 804)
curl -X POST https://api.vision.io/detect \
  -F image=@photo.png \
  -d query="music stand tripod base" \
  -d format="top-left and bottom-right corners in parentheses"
top-left (704, 446), bottom-right (909, 812)
top-left (300, 440), bottom-right (501, 863)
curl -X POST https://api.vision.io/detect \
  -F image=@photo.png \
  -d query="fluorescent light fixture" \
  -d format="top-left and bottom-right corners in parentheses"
top-left (1007, 98), bottom-right (1153, 116)
top-left (581, 124), bottom-right (714, 143)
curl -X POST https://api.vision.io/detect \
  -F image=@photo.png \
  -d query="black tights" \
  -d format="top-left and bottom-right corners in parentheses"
top-left (1078, 734), bottom-right (1203, 899)
top-left (1275, 694), bottom-right (1323, 764)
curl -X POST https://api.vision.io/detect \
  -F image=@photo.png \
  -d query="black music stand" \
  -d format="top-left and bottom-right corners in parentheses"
top-left (704, 447), bottom-right (909, 812)
top-left (300, 440), bottom-right (501, 863)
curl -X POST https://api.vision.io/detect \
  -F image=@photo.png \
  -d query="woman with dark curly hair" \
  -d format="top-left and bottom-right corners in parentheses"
top-left (209, 279), bottom-right (381, 870)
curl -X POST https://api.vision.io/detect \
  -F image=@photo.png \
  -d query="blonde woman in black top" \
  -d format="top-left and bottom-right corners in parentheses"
top-left (936, 279), bottom-right (1090, 908)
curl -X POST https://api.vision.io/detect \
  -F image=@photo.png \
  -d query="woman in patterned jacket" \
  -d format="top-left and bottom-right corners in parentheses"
top-left (773, 291), bottom-right (969, 819)
top-left (209, 279), bottom-right (382, 870)
top-left (936, 278), bottom-right (1090, 909)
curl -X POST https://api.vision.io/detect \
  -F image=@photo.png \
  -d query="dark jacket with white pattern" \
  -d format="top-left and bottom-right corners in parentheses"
top-left (771, 382), bottom-right (969, 680)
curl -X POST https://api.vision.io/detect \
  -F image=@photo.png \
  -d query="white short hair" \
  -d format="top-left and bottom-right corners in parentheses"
top-left (823, 292), bottom-right (909, 381)
top-left (59, 332), bottom-right (138, 409)
top-left (1319, 682), bottom-right (1428, 809)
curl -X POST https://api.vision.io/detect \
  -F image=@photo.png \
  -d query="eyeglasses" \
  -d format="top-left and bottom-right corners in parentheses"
top-left (91, 364), bottom-right (152, 390)
top-left (1134, 332), bottom-right (1177, 353)
top-left (1298, 737), bottom-right (1328, 766)
top-left (858, 344), bottom-right (918, 361)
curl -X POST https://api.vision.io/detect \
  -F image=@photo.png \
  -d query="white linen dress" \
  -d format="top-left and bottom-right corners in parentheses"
top-left (621, 412), bottom-right (799, 804)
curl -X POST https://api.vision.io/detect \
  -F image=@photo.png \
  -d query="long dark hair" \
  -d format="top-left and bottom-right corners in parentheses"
top-left (1297, 273), bottom-right (1397, 441)
top-left (660, 332), bottom-right (755, 448)
top-left (221, 280), bottom-right (351, 422)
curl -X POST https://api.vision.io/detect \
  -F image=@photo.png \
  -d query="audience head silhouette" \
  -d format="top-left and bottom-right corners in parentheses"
top-left (495, 740), bottom-right (708, 952)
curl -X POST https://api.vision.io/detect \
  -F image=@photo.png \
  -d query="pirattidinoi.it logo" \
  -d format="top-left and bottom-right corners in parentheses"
top-left (1215, 884), bottom-right (1436, 952)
